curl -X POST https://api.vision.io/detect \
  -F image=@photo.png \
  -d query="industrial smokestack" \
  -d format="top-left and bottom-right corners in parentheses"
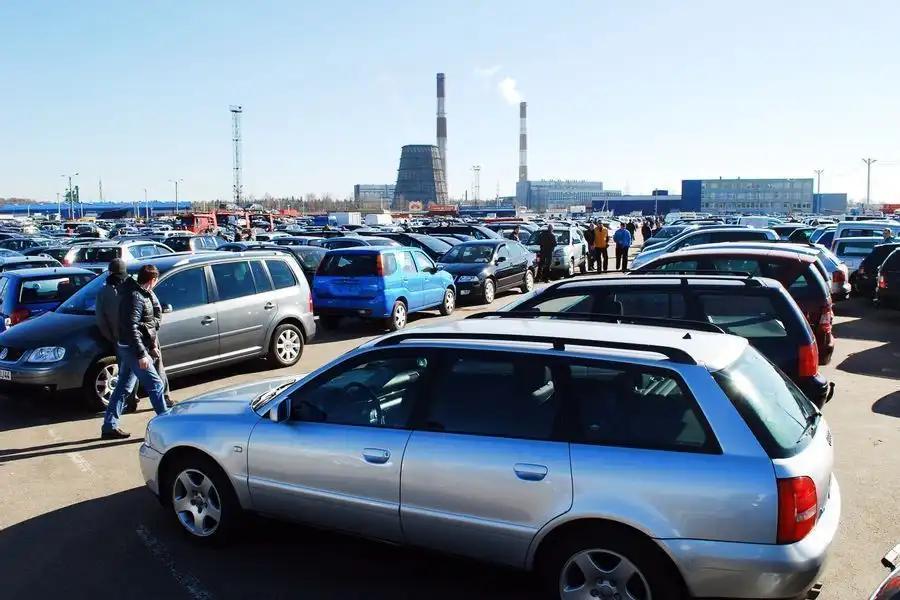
top-left (518, 101), bottom-right (527, 182)
top-left (436, 73), bottom-right (447, 182)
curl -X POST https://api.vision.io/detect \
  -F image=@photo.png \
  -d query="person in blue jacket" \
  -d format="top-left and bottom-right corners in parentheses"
top-left (613, 222), bottom-right (632, 271)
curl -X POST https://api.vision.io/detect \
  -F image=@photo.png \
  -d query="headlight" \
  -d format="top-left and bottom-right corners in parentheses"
top-left (27, 347), bottom-right (66, 363)
top-left (553, 248), bottom-right (566, 256)
top-left (456, 275), bottom-right (480, 283)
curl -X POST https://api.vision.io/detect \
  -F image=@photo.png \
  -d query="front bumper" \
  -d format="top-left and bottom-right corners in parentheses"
top-left (0, 358), bottom-right (85, 392)
top-left (454, 279), bottom-right (484, 298)
top-left (660, 476), bottom-right (841, 599)
top-left (139, 443), bottom-right (163, 497)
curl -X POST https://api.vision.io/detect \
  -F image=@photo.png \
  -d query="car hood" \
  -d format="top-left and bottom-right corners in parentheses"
top-left (0, 310), bottom-right (93, 348)
top-left (438, 262), bottom-right (491, 277)
top-left (175, 375), bottom-right (304, 408)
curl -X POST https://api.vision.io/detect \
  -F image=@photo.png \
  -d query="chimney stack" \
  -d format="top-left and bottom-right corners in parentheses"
top-left (436, 73), bottom-right (447, 182)
top-left (518, 101), bottom-right (527, 182)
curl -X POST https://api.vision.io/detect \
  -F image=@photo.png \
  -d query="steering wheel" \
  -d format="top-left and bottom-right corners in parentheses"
top-left (343, 382), bottom-right (384, 424)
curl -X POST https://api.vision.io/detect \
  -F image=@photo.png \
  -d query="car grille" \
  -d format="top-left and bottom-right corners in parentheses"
top-left (0, 346), bottom-right (25, 362)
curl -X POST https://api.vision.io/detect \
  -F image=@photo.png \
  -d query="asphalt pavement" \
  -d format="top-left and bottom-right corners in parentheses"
top-left (0, 276), bottom-right (898, 600)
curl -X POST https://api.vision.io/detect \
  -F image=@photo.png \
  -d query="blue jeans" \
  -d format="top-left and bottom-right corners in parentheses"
top-left (102, 345), bottom-right (167, 431)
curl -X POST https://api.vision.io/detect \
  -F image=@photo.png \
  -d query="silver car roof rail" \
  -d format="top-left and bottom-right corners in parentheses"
top-left (373, 330), bottom-right (697, 365)
top-left (469, 311), bottom-right (726, 335)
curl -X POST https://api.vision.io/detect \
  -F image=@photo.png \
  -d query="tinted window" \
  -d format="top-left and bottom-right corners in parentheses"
top-left (524, 293), bottom-right (594, 313)
top-left (654, 259), bottom-right (699, 272)
top-left (675, 233), bottom-right (709, 249)
top-left (423, 353), bottom-right (559, 440)
top-left (709, 257), bottom-right (762, 276)
top-left (75, 247), bottom-right (120, 263)
top-left (212, 261), bottom-right (257, 301)
top-left (165, 237), bottom-right (191, 252)
top-left (568, 363), bottom-right (712, 451)
top-left (441, 244), bottom-right (496, 263)
top-left (497, 245), bottom-right (511, 261)
top-left (614, 290), bottom-right (687, 319)
top-left (884, 249), bottom-right (900, 270)
top-left (18, 274), bottom-right (94, 304)
top-left (713, 347), bottom-right (817, 459)
top-left (317, 253), bottom-right (377, 276)
top-left (154, 268), bottom-right (209, 310)
top-left (836, 240), bottom-right (878, 256)
top-left (411, 252), bottom-right (435, 272)
top-left (290, 353), bottom-right (429, 428)
top-left (250, 260), bottom-right (273, 292)
top-left (266, 260), bottom-right (297, 289)
top-left (697, 293), bottom-right (788, 338)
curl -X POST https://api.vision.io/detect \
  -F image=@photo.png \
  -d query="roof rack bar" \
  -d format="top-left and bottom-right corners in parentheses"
top-left (373, 331), bottom-right (696, 365)
top-left (468, 311), bottom-right (725, 334)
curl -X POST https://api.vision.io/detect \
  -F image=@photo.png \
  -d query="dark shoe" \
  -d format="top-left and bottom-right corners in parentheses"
top-left (164, 397), bottom-right (175, 409)
top-left (101, 427), bottom-right (131, 440)
top-left (123, 400), bottom-right (139, 414)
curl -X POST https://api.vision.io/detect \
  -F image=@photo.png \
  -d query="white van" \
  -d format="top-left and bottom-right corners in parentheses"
top-left (832, 221), bottom-right (900, 250)
top-left (738, 216), bottom-right (783, 229)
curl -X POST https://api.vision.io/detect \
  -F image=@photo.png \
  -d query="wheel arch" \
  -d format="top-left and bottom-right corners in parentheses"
top-left (266, 316), bottom-right (307, 348)
top-left (157, 445), bottom-right (240, 509)
top-left (528, 516), bottom-right (688, 592)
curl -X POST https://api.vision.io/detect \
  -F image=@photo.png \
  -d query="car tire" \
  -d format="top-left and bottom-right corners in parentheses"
top-left (567, 259), bottom-right (575, 278)
top-left (319, 316), bottom-right (340, 330)
top-left (482, 278), bottom-right (496, 304)
top-left (83, 356), bottom-right (118, 412)
top-left (164, 453), bottom-right (241, 544)
top-left (579, 257), bottom-right (587, 274)
top-left (521, 270), bottom-right (535, 293)
top-left (539, 523), bottom-right (685, 600)
top-left (439, 287), bottom-right (455, 316)
top-left (386, 300), bottom-right (407, 331)
top-left (268, 323), bottom-right (304, 367)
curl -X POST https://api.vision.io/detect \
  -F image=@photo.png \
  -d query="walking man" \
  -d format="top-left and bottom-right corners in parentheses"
top-left (641, 220), bottom-right (653, 246)
top-left (100, 265), bottom-right (168, 439)
top-left (537, 224), bottom-right (557, 282)
top-left (595, 222), bottom-right (609, 272)
top-left (614, 222), bottom-right (632, 272)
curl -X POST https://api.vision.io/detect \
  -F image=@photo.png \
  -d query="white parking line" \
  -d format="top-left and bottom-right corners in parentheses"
top-left (46, 426), bottom-right (97, 476)
top-left (136, 524), bottom-right (213, 600)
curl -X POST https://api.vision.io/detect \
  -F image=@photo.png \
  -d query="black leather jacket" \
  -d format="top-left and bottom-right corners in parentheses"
top-left (116, 278), bottom-right (156, 359)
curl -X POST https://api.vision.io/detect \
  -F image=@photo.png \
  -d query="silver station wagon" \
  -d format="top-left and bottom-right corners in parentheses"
top-left (139, 317), bottom-right (840, 600)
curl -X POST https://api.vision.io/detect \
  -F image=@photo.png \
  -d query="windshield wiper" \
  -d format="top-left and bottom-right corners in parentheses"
top-left (251, 380), bottom-right (295, 409)
top-left (795, 411), bottom-right (821, 444)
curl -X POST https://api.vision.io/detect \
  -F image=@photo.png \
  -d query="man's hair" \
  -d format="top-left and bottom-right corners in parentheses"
top-left (137, 264), bottom-right (160, 284)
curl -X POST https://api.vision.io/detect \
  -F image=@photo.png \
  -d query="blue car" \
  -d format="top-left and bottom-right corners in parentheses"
top-left (313, 247), bottom-right (455, 331)
top-left (0, 267), bottom-right (96, 332)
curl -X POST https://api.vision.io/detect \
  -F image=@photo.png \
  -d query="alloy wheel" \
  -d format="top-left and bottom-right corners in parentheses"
top-left (444, 289), bottom-right (455, 313)
top-left (95, 363), bottom-right (118, 407)
top-left (560, 549), bottom-right (650, 600)
top-left (172, 469), bottom-right (222, 537)
top-left (275, 329), bottom-right (301, 363)
top-left (524, 271), bottom-right (534, 291)
top-left (484, 280), bottom-right (495, 303)
top-left (394, 303), bottom-right (407, 328)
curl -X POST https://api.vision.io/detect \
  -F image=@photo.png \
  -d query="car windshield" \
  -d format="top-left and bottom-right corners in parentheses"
top-left (56, 271), bottom-right (109, 315)
top-left (293, 247), bottom-right (327, 269)
top-left (19, 274), bottom-right (96, 304)
top-left (836, 241), bottom-right (878, 256)
top-left (712, 346), bottom-right (817, 459)
top-left (653, 226), bottom-right (685, 240)
top-left (165, 237), bottom-right (192, 251)
top-left (440, 244), bottom-right (496, 263)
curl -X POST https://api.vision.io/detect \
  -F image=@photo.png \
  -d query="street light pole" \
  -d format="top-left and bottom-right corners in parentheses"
top-left (169, 179), bottom-right (183, 214)
top-left (144, 188), bottom-right (149, 222)
top-left (61, 172), bottom-right (79, 220)
top-left (862, 158), bottom-right (876, 210)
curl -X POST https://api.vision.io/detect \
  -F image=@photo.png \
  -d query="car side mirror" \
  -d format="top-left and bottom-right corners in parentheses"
top-left (162, 303), bottom-right (173, 314)
top-left (496, 256), bottom-right (507, 264)
top-left (268, 399), bottom-right (289, 422)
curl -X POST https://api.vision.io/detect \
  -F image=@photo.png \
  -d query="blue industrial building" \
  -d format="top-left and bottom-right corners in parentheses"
top-left (813, 193), bottom-right (848, 214)
top-left (0, 201), bottom-right (180, 218)
top-left (591, 193), bottom-right (686, 216)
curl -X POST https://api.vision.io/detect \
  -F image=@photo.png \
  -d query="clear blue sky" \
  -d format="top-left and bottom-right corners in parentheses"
top-left (2, 0), bottom-right (899, 204)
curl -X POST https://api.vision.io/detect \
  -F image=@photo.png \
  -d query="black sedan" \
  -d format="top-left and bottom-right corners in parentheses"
top-left (437, 240), bottom-right (535, 304)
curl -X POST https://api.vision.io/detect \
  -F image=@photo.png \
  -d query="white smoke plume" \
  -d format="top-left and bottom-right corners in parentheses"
top-left (498, 77), bottom-right (523, 105)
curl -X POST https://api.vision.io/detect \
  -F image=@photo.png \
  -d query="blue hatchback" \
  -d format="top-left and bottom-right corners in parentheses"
top-left (313, 247), bottom-right (455, 331)
top-left (0, 267), bottom-right (96, 332)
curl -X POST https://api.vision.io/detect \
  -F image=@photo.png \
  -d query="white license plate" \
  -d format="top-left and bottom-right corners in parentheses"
top-left (460, 290), bottom-right (470, 295)
top-left (0, 370), bottom-right (11, 381)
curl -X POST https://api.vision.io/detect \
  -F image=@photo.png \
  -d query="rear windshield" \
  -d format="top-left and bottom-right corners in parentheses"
top-left (165, 237), bottom-right (192, 251)
top-left (712, 347), bottom-right (818, 458)
top-left (317, 253), bottom-right (377, 276)
top-left (75, 247), bottom-right (121, 263)
top-left (836, 240), bottom-right (878, 256)
top-left (292, 247), bottom-right (326, 270)
top-left (19, 274), bottom-right (95, 304)
top-left (56, 271), bottom-right (109, 315)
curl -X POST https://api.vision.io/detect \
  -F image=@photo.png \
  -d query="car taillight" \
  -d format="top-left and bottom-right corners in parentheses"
top-left (833, 269), bottom-right (846, 284)
top-left (375, 255), bottom-right (385, 276)
top-left (819, 305), bottom-right (833, 334)
top-left (308, 294), bottom-right (314, 313)
top-left (798, 342), bottom-right (819, 378)
top-left (10, 307), bottom-right (31, 326)
top-left (878, 275), bottom-right (887, 289)
top-left (777, 476), bottom-right (818, 544)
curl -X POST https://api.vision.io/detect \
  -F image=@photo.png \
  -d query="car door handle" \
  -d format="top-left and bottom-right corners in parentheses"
top-left (362, 448), bottom-right (391, 464)
top-left (201, 316), bottom-right (216, 325)
top-left (514, 463), bottom-right (548, 481)
top-left (263, 302), bottom-right (276, 310)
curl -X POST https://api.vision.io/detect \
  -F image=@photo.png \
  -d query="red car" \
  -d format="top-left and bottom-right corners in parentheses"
top-left (632, 247), bottom-right (836, 365)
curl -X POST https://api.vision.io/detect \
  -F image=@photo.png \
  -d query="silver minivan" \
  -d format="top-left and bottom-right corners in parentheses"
top-left (139, 317), bottom-right (839, 600)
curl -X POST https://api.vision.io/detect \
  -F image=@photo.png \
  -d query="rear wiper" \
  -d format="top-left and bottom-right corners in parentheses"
top-left (795, 411), bottom-right (821, 444)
